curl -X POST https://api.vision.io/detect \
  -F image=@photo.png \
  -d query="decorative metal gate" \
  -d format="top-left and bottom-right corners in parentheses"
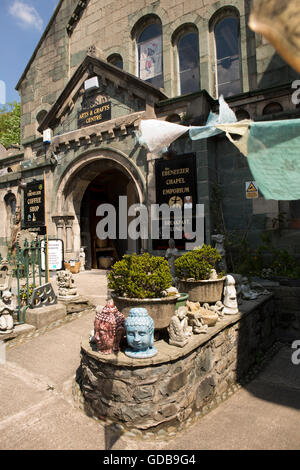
top-left (0, 236), bottom-right (49, 323)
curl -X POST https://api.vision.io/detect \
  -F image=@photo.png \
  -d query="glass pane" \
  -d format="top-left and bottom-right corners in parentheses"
top-left (138, 24), bottom-right (163, 88)
top-left (178, 32), bottom-right (199, 95)
top-left (215, 18), bottom-right (241, 97)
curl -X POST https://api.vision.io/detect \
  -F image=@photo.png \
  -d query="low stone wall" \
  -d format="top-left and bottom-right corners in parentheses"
top-left (79, 294), bottom-right (275, 434)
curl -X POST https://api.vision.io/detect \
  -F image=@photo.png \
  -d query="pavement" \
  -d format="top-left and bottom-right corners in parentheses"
top-left (0, 270), bottom-right (300, 450)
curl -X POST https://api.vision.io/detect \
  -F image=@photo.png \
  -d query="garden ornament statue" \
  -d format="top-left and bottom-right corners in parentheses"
top-left (80, 247), bottom-right (86, 272)
top-left (165, 238), bottom-right (178, 284)
top-left (240, 276), bottom-right (260, 301)
top-left (223, 275), bottom-right (239, 314)
top-left (56, 270), bottom-right (78, 298)
top-left (0, 290), bottom-right (15, 334)
top-left (211, 233), bottom-right (227, 272)
top-left (94, 300), bottom-right (125, 354)
top-left (168, 306), bottom-right (193, 347)
top-left (125, 308), bottom-right (158, 358)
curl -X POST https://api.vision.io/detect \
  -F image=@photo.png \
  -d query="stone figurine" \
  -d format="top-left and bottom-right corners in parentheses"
top-left (94, 300), bottom-right (125, 354)
top-left (211, 233), bottom-right (227, 272)
top-left (239, 276), bottom-right (264, 301)
top-left (0, 260), bottom-right (12, 294)
top-left (165, 239), bottom-right (178, 284)
top-left (223, 275), bottom-right (239, 315)
top-left (187, 300), bottom-right (219, 327)
top-left (80, 247), bottom-right (86, 272)
top-left (125, 308), bottom-right (158, 358)
top-left (0, 290), bottom-right (15, 334)
top-left (56, 270), bottom-right (78, 298)
top-left (187, 309), bottom-right (208, 335)
top-left (168, 306), bottom-right (193, 347)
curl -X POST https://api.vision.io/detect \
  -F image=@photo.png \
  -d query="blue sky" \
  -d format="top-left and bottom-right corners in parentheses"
top-left (0, 0), bottom-right (59, 105)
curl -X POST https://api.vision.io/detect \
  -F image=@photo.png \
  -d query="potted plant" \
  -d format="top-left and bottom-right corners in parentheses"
top-left (108, 253), bottom-right (178, 329)
top-left (175, 244), bottom-right (225, 303)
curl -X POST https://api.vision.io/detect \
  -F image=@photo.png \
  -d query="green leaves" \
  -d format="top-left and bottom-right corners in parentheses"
top-left (0, 102), bottom-right (21, 148)
top-left (108, 253), bottom-right (173, 299)
top-left (175, 244), bottom-right (222, 281)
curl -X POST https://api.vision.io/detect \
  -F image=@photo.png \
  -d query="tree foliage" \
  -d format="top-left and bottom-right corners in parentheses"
top-left (0, 102), bottom-right (21, 148)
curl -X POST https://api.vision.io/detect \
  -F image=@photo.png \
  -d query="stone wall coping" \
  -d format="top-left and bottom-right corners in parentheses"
top-left (81, 294), bottom-right (273, 368)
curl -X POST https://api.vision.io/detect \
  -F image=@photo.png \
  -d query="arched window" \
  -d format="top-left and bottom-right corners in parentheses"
top-left (178, 32), bottom-right (199, 95)
top-left (107, 54), bottom-right (123, 70)
top-left (36, 110), bottom-right (47, 127)
top-left (4, 193), bottom-right (16, 226)
top-left (215, 17), bottom-right (241, 97)
top-left (263, 102), bottom-right (283, 115)
top-left (137, 23), bottom-right (163, 88)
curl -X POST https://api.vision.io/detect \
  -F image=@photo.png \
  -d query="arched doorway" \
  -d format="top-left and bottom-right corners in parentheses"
top-left (53, 149), bottom-right (146, 267)
top-left (80, 167), bottom-right (139, 269)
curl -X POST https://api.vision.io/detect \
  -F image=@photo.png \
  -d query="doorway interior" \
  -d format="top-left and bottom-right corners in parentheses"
top-left (80, 168), bottom-right (136, 269)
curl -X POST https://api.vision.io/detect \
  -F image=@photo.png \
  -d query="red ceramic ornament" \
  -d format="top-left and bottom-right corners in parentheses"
top-left (94, 300), bottom-right (125, 354)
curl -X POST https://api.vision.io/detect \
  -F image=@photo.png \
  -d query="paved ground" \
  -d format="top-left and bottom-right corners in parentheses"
top-left (1, 270), bottom-right (300, 450)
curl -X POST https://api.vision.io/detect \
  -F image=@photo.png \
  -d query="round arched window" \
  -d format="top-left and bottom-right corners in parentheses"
top-left (137, 23), bottom-right (163, 88)
top-left (215, 17), bottom-right (241, 97)
top-left (178, 32), bottom-right (200, 95)
top-left (107, 54), bottom-right (123, 70)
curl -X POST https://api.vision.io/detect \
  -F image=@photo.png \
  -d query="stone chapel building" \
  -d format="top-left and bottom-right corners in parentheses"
top-left (0, 0), bottom-right (300, 269)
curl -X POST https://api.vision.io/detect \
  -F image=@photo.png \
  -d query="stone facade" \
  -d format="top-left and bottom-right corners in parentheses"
top-left (79, 295), bottom-right (275, 432)
top-left (0, 0), bottom-right (299, 261)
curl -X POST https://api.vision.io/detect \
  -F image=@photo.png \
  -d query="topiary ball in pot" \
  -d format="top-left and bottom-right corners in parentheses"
top-left (108, 253), bottom-right (176, 330)
top-left (175, 245), bottom-right (224, 303)
top-left (108, 253), bottom-right (172, 299)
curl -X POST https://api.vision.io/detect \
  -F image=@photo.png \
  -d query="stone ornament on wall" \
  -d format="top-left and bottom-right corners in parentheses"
top-left (223, 275), bottom-right (239, 315)
top-left (168, 306), bottom-right (193, 347)
top-left (125, 308), bottom-right (158, 358)
top-left (94, 300), bottom-right (125, 355)
top-left (0, 290), bottom-right (15, 334)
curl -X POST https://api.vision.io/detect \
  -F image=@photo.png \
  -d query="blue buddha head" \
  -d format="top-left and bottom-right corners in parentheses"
top-left (125, 308), bottom-right (156, 357)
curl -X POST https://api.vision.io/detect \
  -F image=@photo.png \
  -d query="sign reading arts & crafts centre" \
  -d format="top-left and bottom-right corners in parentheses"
top-left (41, 239), bottom-right (64, 271)
top-left (78, 101), bottom-right (112, 128)
top-left (154, 153), bottom-right (198, 250)
top-left (24, 181), bottom-right (46, 235)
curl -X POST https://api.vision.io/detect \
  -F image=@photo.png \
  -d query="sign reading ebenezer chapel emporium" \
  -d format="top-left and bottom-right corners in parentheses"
top-left (154, 153), bottom-right (198, 250)
top-left (78, 101), bottom-right (111, 128)
top-left (24, 181), bottom-right (45, 233)
top-left (155, 154), bottom-right (197, 210)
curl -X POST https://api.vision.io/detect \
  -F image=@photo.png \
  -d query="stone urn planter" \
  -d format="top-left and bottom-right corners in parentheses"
top-left (111, 293), bottom-right (179, 330)
top-left (177, 278), bottom-right (225, 303)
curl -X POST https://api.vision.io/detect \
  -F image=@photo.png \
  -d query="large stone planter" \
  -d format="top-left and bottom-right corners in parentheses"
top-left (111, 293), bottom-right (179, 330)
top-left (177, 277), bottom-right (225, 303)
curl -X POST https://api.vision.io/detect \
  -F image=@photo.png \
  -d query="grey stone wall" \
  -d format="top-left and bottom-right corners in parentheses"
top-left (79, 295), bottom-right (275, 433)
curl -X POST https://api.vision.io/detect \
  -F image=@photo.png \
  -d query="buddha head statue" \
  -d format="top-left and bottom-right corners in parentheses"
top-left (94, 300), bottom-right (125, 354)
top-left (124, 308), bottom-right (157, 358)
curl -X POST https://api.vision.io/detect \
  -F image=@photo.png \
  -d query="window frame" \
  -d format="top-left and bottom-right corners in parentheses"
top-left (209, 8), bottom-right (243, 99)
top-left (172, 24), bottom-right (200, 97)
top-left (132, 15), bottom-right (164, 89)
